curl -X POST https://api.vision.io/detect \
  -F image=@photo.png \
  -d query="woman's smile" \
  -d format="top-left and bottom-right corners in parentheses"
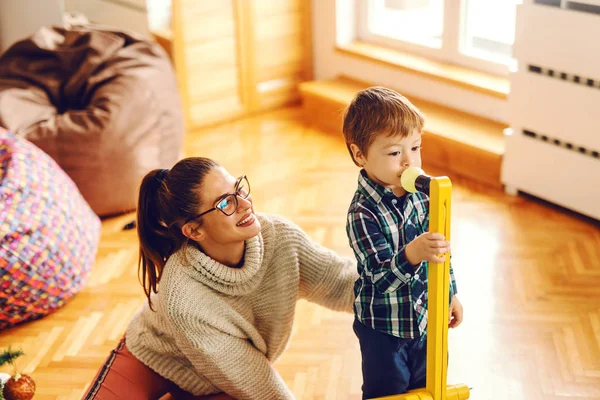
top-left (236, 212), bottom-right (256, 227)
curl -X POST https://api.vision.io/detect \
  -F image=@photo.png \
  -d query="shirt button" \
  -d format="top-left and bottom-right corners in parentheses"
top-left (391, 199), bottom-right (397, 205)
top-left (405, 273), bottom-right (411, 278)
top-left (414, 274), bottom-right (419, 280)
top-left (417, 299), bottom-right (422, 305)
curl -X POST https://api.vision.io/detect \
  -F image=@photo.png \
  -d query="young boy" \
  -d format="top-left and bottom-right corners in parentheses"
top-left (343, 86), bottom-right (463, 399)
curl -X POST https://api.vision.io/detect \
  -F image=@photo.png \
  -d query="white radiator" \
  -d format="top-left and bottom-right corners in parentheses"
top-left (501, 0), bottom-right (600, 220)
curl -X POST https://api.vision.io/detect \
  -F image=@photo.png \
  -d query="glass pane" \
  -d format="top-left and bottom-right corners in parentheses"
top-left (147, 0), bottom-right (172, 31)
top-left (461, 0), bottom-right (522, 67)
top-left (236, 176), bottom-right (250, 198)
top-left (217, 195), bottom-right (237, 214)
top-left (367, 0), bottom-right (444, 49)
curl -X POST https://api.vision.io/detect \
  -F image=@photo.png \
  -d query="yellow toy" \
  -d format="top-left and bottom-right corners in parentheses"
top-left (372, 167), bottom-right (470, 400)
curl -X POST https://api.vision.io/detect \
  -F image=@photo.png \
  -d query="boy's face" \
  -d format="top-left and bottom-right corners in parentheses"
top-left (351, 129), bottom-right (422, 196)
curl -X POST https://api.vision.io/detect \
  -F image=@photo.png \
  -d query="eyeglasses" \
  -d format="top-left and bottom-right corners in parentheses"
top-left (185, 175), bottom-right (250, 223)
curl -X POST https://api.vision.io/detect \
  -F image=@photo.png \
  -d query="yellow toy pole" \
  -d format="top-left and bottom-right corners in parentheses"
top-left (370, 167), bottom-right (470, 400)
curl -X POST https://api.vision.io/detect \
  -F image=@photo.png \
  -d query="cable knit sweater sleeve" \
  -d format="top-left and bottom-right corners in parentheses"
top-left (170, 311), bottom-right (294, 400)
top-left (275, 216), bottom-right (358, 312)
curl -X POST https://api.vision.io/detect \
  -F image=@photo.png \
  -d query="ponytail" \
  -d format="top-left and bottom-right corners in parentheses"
top-left (136, 158), bottom-right (219, 310)
top-left (137, 169), bottom-right (175, 310)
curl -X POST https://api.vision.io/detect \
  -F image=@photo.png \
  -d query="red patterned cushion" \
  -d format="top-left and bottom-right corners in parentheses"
top-left (0, 129), bottom-right (101, 330)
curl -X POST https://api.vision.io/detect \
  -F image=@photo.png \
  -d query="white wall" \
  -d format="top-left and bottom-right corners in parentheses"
top-left (0, 0), bottom-right (64, 52)
top-left (311, 0), bottom-right (509, 123)
top-left (66, 0), bottom-right (150, 37)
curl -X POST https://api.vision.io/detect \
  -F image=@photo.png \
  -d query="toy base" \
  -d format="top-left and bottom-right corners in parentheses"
top-left (369, 383), bottom-right (470, 400)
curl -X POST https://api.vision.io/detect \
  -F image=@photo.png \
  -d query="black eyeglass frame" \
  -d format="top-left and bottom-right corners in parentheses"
top-left (184, 175), bottom-right (250, 223)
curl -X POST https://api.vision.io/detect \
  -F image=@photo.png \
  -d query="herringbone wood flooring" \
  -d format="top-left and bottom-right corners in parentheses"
top-left (1, 107), bottom-right (599, 399)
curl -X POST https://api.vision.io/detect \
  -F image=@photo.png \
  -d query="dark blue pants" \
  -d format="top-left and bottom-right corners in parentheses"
top-left (353, 318), bottom-right (427, 400)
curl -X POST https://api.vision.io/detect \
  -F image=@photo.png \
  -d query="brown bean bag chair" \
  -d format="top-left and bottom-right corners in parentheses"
top-left (0, 24), bottom-right (184, 216)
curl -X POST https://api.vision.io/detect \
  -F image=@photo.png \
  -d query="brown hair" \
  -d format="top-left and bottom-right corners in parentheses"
top-left (342, 86), bottom-right (425, 166)
top-left (137, 157), bottom-right (219, 309)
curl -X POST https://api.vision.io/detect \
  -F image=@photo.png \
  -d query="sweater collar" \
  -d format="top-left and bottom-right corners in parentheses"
top-left (181, 233), bottom-right (266, 295)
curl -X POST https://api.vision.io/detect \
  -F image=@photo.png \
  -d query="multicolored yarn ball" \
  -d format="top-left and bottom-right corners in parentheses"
top-left (0, 129), bottom-right (101, 330)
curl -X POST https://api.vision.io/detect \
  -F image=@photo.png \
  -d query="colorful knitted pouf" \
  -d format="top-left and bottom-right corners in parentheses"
top-left (0, 129), bottom-right (101, 331)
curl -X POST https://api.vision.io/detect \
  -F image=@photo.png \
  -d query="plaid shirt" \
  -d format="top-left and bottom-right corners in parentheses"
top-left (346, 169), bottom-right (458, 339)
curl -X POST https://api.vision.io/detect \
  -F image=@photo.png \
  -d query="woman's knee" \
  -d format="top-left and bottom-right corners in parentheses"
top-left (83, 338), bottom-right (172, 399)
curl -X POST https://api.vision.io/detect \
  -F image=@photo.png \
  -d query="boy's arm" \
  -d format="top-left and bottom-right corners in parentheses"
top-left (422, 201), bottom-right (458, 300)
top-left (450, 263), bottom-right (458, 298)
top-left (347, 208), bottom-right (420, 294)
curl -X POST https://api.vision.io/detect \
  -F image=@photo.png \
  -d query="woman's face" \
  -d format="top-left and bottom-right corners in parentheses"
top-left (193, 166), bottom-right (262, 245)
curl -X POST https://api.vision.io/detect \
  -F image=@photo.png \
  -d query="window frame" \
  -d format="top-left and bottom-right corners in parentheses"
top-left (355, 0), bottom-right (517, 77)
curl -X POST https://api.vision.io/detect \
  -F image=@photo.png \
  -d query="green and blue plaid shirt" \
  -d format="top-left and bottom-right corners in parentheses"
top-left (346, 169), bottom-right (458, 339)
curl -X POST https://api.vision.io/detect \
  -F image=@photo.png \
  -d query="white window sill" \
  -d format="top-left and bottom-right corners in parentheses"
top-left (336, 41), bottom-right (510, 100)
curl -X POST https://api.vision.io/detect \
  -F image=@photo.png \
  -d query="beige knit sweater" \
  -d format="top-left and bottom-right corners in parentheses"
top-left (126, 213), bottom-right (357, 399)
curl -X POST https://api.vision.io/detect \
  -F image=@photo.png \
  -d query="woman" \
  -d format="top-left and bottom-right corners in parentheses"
top-left (84, 157), bottom-right (358, 399)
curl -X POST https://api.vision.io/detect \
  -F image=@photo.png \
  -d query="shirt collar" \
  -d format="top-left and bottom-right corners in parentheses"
top-left (357, 169), bottom-right (396, 205)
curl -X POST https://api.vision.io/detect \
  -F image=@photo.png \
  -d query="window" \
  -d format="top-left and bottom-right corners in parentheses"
top-left (356, 0), bottom-right (521, 75)
top-left (364, 0), bottom-right (444, 49)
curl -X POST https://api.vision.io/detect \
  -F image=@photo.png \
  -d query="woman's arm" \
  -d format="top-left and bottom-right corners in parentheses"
top-left (174, 322), bottom-right (295, 400)
top-left (301, 244), bottom-right (357, 312)
top-left (277, 217), bottom-right (358, 312)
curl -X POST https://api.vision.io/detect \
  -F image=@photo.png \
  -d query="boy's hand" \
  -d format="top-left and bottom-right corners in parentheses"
top-left (405, 232), bottom-right (450, 266)
top-left (448, 295), bottom-right (463, 328)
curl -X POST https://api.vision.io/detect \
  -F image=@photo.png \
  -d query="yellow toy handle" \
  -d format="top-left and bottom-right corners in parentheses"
top-left (370, 167), bottom-right (469, 400)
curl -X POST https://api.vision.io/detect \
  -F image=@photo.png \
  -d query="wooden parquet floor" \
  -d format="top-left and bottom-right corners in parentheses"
top-left (1, 107), bottom-right (599, 399)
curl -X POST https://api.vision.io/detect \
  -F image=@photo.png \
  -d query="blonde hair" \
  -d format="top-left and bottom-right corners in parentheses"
top-left (342, 86), bottom-right (424, 166)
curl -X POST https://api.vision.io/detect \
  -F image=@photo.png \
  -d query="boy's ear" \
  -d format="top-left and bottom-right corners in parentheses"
top-left (350, 144), bottom-right (366, 166)
top-left (181, 221), bottom-right (206, 242)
